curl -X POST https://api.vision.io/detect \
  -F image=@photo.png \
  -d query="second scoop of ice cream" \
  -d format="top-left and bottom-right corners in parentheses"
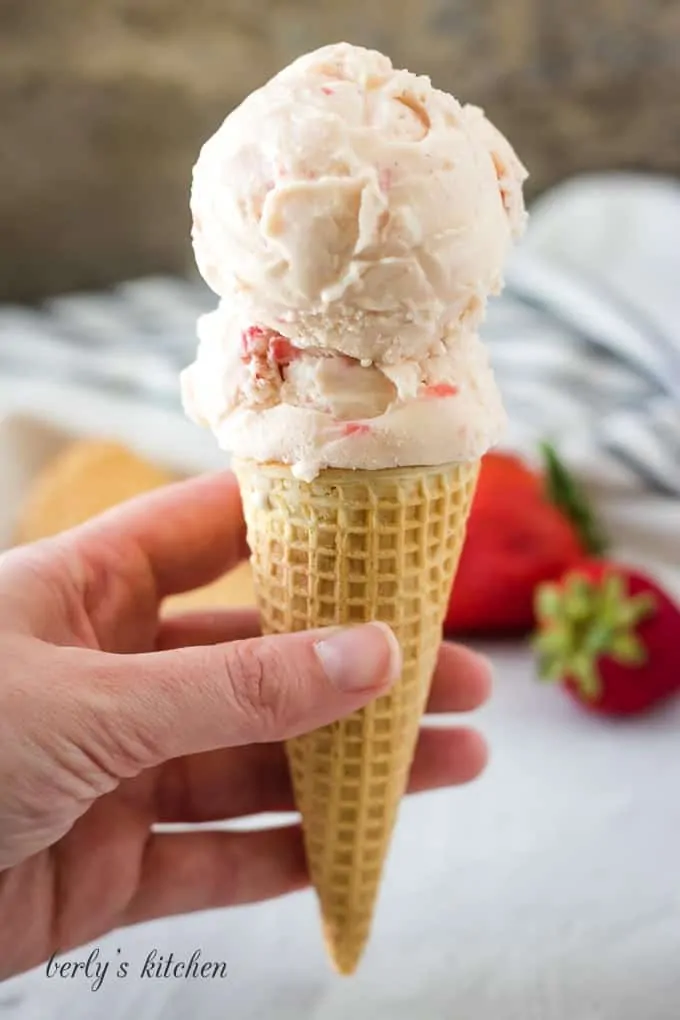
top-left (182, 304), bottom-right (507, 480)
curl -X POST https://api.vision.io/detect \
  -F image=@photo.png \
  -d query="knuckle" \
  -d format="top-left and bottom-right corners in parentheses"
top-left (44, 655), bottom-right (139, 787)
top-left (86, 688), bottom-right (159, 778)
top-left (224, 641), bottom-right (287, 737)
top-left (74, 533), bottom-right (157, 650)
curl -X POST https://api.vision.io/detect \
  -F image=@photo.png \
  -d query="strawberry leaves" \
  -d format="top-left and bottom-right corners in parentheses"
top-left (533, 569), bottom-right (656, 699)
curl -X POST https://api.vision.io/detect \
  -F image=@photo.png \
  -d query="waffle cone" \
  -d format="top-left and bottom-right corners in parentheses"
top-left (233, 458), bottom-right (479, 974)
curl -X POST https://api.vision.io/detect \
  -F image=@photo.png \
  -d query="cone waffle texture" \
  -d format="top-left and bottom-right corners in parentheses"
top-left (233, 458), bottom-right (479, 974)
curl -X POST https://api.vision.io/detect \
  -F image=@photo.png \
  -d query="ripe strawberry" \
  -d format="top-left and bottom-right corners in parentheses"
top-left (533, 562), bottom-right (680, 716)
top-left (444, 444), bottom-right (606, 634)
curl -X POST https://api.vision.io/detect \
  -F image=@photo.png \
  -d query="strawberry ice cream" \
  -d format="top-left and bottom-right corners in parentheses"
top-left (182, 42), bottom-right (527, 480)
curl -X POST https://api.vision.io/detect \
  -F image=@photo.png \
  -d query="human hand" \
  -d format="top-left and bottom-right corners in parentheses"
top-left (0, 471), bottom-right (491, 980)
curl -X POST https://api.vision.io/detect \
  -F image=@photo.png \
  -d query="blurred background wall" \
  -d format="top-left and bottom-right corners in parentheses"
top-left (1, 0), bottom-right (679, 302)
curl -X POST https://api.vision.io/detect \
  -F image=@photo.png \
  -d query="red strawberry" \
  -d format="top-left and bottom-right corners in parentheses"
top-left (444, 444), bottom-right (606, 635)
top-left (533, 561), bottom-right (680, 716)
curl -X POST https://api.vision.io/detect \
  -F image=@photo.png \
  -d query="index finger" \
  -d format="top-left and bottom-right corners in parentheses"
top-left (73, 470), bottom-right (248, 598)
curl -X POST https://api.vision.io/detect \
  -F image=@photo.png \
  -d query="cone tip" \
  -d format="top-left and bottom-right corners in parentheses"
top-left (323, 926), bottom-right (367, 976)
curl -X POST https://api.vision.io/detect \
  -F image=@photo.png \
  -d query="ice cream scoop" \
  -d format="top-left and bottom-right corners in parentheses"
top-left (183, 41), bottom-right (527, 478)
top-left (182, 303), bottom-right (507, 479)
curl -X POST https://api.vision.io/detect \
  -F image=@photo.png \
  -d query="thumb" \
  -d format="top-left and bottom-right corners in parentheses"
top-left (74, 623), bottom-right (402, 772)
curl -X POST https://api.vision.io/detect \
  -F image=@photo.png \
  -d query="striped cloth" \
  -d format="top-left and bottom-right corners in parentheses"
top-left (1, 173), bottom-right (678, 494)
top-left (488, 173), bottom-right (680, 495)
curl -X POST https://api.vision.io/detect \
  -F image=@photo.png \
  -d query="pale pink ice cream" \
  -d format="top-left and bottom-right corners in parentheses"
top-left (182, 42), bottom-right (527, 480)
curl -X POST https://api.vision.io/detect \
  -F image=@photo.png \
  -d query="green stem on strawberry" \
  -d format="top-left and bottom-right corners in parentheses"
top-left (533, 570), bottom-right (656, 700)
top-left (539, 441), bottom-right (608, 556)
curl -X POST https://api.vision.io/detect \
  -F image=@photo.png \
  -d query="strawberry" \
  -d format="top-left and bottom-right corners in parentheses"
top-left (444, 444), bottom-right (606, 635)
top-left (533, 562), bottom-right (680, 716)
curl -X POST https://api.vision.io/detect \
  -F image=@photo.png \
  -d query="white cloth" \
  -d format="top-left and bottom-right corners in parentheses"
top-left (1, 175), bottom-right (680, 1019)
top-left (487, 173), bottom-right (680, 495)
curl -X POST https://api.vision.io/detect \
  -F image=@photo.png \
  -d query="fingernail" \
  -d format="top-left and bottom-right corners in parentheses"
top-left (314, 622), bottom-right (402, 692)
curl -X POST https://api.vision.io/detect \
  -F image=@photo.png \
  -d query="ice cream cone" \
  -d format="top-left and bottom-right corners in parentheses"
top-left (233, 457), bottom-right (479, 974)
